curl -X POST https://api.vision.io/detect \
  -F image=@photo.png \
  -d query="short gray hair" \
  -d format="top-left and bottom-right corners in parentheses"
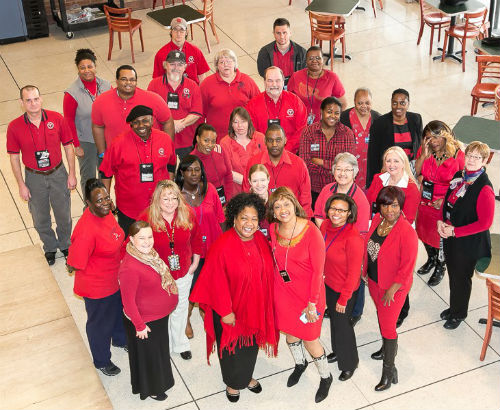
top-left (333, 152), bottom-right (359, 178)
top-left (214, 49), bottom-right (238, 71)
top-left (354, 87), bottom-right (372, 100)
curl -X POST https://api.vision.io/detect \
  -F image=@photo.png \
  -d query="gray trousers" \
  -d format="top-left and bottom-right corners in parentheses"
top-left (77, 141), bottom-right (98, 196)
top-left (25, 165), bottom-right (72, 253)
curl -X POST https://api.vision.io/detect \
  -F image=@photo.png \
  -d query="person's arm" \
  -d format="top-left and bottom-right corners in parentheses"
top-left (453, 186), bottom-right (495, 237)
top-left (9, 154), bottom-right (30, 201)
top-left (290, 99), bottom-right (308, 154)
top-left (119, 263), bottom-right (148, 332)
top-left (305, 224), bottom-right (326, 322)
top-left (174, 113), bottom-right (201, 133)
top-left (63, 93), bottom-right (82, 155)
top-left (63, 144), bottom-right (77, 190)
top-left (197, 73), bottom-right (207, 83)
top-left (92, 123), bottom-right (106, 155)
top-left (298, 126), bottom-right (320, 174)
top-left (338, 95), bottom-right (348, 112)
top-left (298, 160), bottom-right (313, 217)
top-left (161, 116), bottom-right (175, 142)
top-left (232, 171), bottom-right (243, 185)
top-left (415, 137), bottom-right (431, 176)
top-left (338, 233), bottom-right (364, 308)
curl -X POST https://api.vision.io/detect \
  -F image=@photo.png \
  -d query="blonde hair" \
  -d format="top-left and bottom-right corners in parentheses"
top-left (214, 49), bottom-right (238, 70)
top-left (147, 180), bottom-right (193, 231)
top-left (267, 186), bottom-right (306, 223)
top-left (249, 163), bottom-right (270, 180)
top-left (465, 141), bottom-right (490, 160)
top-left (381, 146), bottom-right (417, 184)
top-left (423, 120), bottom-right (463, 158)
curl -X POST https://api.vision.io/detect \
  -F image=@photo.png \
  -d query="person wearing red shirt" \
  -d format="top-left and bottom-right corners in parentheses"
top-left (67, 179), bottom-right (126, 376)
top-left (99, 105), bottom-right (176, 235)
top-left (269, 187), bottom-right (331, 403)
top-left (363, 186), bottom-right (418, 392)
top-left (220, 107), bottom-right (266, 195)
top-left (299, 97), bottom-right (355, 207)
top-left (148, 50), bottom-right (203, 159)
top-left (64, 48), bottom-right (111, 195)
top-left (242, 124), bottom-right (313, 217)
top-left (320, 194), bottom-right (363, 382)
top-left (190, 193), bottom-right (279, 403)
top-left (152, 17), bottom-right (210, 83)
top-left (119, 221), bottom-right (179, 402)
top-left (91, 65), bottom-right (174, 157)
top-left (140, 180), bottom-right (202, 361)
top-left (191, 124), bottom-right (233, 205)
top-left (247, 164), bottom-right (271, 238)
top-left (200, 49), bottom-right (260, 141)
top-left (246, 66), bottom-right (307, 153)
top-left (7, 85), bottom-right (77, 265)
top-left (288, 46), bottom-right (347, 125)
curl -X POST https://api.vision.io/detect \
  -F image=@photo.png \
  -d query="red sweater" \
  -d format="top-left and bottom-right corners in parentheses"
top-left (320, 222), bottom-right (364, 306)
top-left (119, 253), bottom-right (179, 332)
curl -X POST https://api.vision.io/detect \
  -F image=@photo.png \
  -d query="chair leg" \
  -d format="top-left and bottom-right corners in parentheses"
top-left (210, 17), bottom-right (219, 43)
top-left (162, 0), bottom-right (165, 7)
top-left (289, 0), bottom-right (292, 5)
top-left (118, 32), bottom-right (122, 50)
top-left (341, 37), bottom-right (345, 62)
top-left (437, 24), bottom-right (442, 42)
top-left (372, 0), bottom-right (377, 17)
top-left (203, 20), bottom-right (211, 54)
top-left (139, 27), bottom-right (144, 52)
top-left (152, 0), bottom-right (156, 10)
top-left (417, 21), bottom-right (424, 45)
top-left (461, 38), bottom-right (466, 72)
top-left (190, 25), bottom-right (194, 41)
top-left (108, 30), bottom-right (113, 60)
top-left (429, 27), bottom-right (435, 55)
top-left (480, 320), bottom-right (492, 361)
top-left (441, 33), bottom-right (448, 61)
top-left (329, 40), bottom-right (334, 71)
top-left (378, 0), bottom-right (383, 10)
top-left (129, 32), bottom-right (135, 64)
top-left (471, 97), bottom-right (478, 115)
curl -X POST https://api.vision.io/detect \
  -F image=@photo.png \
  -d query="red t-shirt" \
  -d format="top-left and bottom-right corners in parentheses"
top-left (273, 44), bottom-right (295, 78)
top-left (200, 70), bottom-right (260, 141)
top-left (246, 91), bottom-right (307, 154)
top-left (99, 128), bottom-right (176, 220)
top-left (147, 75), bottom-right (203, 150)
top-left (6, 110), bottom-right (73, 171)
top-left (152, 41), bottom-right (210, 83)
top-left (68, 209), bottom-right (125, 299)
top-left (91, 87), bottom-right (172, 148)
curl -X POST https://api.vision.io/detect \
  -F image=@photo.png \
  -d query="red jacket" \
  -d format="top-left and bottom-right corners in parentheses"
top-left (363, 213), bottom-right (418, 291)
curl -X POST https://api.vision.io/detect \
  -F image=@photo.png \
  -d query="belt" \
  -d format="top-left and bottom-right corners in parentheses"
top-left (25, 162), bottom-right (63, 175)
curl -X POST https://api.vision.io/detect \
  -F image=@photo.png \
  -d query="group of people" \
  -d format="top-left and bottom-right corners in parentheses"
top-left (5, 12), bottom-right (496, 406)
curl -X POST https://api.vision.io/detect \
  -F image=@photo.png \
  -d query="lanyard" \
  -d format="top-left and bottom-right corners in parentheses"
top-left (270, 160), bottom-right (285, 189)
top-left (330, 182), bottom-right (357, 197)
top-left (163, 219), bottom-right (176, 253)
top-left (25, 112), bottom-right (48, 152)
top-left (305, 72), bottom-right (321, 113)
top-left (323, 223), bottom-right (347, 253)
top-left (272, 217), bottom-right (297, 272)
top-left (131, 133), bottom-right (153, 164)
top-left (82, 79), bottom-right (100, 102)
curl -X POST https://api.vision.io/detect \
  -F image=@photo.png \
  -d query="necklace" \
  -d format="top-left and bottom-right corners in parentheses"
top-left (378, 218), bottom-right (396, 236)
top-left (432, 151), bottom-right (448, 162)
top-left (182, 184), bottom-right (199, 200)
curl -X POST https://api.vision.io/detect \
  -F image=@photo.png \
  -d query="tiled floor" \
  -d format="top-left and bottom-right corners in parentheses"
top-left (0, 0), bottom-right (499, 408)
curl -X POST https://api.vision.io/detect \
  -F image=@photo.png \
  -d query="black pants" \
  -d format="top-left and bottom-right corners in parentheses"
top-left (325, 285), bottom-right (359, 372)
top-left (444, 239), bottom-right (477, 319)
top-left (399, 295), bottom-right (410, 320)
top-left (190, 257), bottom-right (205, 294)
top-left (117, 208), bottom-right (136, 237)
top-left (311, 190), bottom-right (320, 211)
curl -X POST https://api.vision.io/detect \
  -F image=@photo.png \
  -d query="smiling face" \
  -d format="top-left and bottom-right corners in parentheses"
top-left (130, 115), bottom-right (153, 141)
top-left (265, 68), bottom-right (284, 100)
top-left (165, 61), bottom-right (186, 83)
top-left (197, 130), bottom-right (217, 154)
top-left (391, 93), bottom-right (409, 122)
top-left (234, 206), bottom-right (259, 241)
top-left (327, 199), bottom-right (350, 227)
top-left (380, 200), bottom-right (401, 224)
top-left (130, 227), bottom-right (154, 254)
top-left (354, 91), bottom-right (372, 117)
top-left (321, 103), bottom-right (341, 129)
top-left (265, 129), bottom-right (286, 159)
top-left (384, 151), bottom-right (404, 179)
top-left (77, 59), bottom-right (96, 82)
top-left (273, 197), bottom-right (296, 224)
top-left (116, 69), bottom-right (137, 96)
top-left (333, 160), bottom-right (355, 187)
top-left (87, 187), bottom-right (112, 218)
top-left (306, 49), bottom-right (323, 74)
top-left (249, 170), bottom-right (270, 196)
top-left (181, 160), bottom-right (202, 186)
top-left (464, 150), bottom-right (487, 172)
top-left (159, 188), bottom-right (179, 216)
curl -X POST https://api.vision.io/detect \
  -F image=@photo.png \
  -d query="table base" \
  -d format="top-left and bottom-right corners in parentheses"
top-left (479, 318), bottom-right (500, 328)
top-left (433, 48), bottom-right (463, 62)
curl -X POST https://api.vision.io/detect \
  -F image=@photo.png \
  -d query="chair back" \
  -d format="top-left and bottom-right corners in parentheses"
top-left (486, 279), bottom-right (500, 321)
top-left (103, 5), bottom-right (133, 31)
top-left (476, 55), bottom-right (500, 82)
top-left (201, 0), bottom-right (215, 18)
top-left (309, 11), bottom-right (340, 41)
top-left (463, 7), bottom-right (488, 32)
top-left (495, 85), bottom-right (500, 121)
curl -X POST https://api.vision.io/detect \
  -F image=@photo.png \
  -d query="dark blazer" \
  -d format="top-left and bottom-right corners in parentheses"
top-left (339, 107), bottom-right (381, 129)
top-left (366, 111), bottom-right (423, 188)
top-left (256, 40), bottom-right (307, 80)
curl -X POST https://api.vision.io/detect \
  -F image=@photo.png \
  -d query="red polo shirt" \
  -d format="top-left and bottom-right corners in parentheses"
top-left (273, 44), bottom-right (295, 78)
top-left (91, 87), bottom-right (172, 148)
top-left (242, 149), bottom-right (312, 217)
top-left (200, 70), bottom-right (260, 141)
top-left (6, 110), bottom-right (73, 171)
top-left (147, 75), bottom-right (203, 150)
top-left (99, 128), bottom-right (176, 220)
top-left (152, 41), bottom-right (210, 83)
top-left (246, 91), bottom-right (307, 154)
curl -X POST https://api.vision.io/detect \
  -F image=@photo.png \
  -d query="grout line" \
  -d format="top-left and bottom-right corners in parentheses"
top-left (1, 314), bottom-right (72, 338)
top-left (169, 359), bottom-right (201, 410)
top-left (0, 54), bottom-right (21, 90)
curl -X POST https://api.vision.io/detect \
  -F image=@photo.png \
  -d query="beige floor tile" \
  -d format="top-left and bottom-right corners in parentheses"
top-left (0, 230), bottom-right (33, 254)
top-left (0, 178), bottom-right (25, 235)
top-left (0, 61), bottom-right (20, 103)
top-left (0, 100), bottom-right (23, 127)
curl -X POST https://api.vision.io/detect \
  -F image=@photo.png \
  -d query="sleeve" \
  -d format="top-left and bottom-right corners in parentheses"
top-left (90, 96), bottom-right (104, 127)
top-left (152, 50), bottom-right (164, 78)
top-left (63, 92), bottom-right (80, 146)
top-left (151, 92), bottom-right (172, 124)
top-left (365, 177), bottom-right (378, 206)
top-left (354, 190), bottom-right (371, 235)
top-left (200, 79), bottom-right (211, 122)
top-left (6, 122), bottom-right (20, 154)
top-left (338, 234), bottom-right (364, 306)
top-left (195, 48), bottom-right (211, 75)
top-left (393, 224), bottom-right (418, 285)
top-left (298, 159), bottom-right (313, 217)
top-left (167, 136), bottom-right (177, 173)
top-left (308, 225), bottom-right (326, 304)
top-left (287, 72), bottom-right (297, 95)
top-left (146, 78), bottom-right (156, 93)
top-left (59, 115), bottom-right (74, 146)
top-left (214, 185), bottom-right (226, 223)
top-left (454, 186), bottom-right (495, 237)
top-left (314, 186), bottom-right (329, 219)
top-left (331, 73), bottom-right (346, 97)
top-left (246, 75), bottom-right (260, 100)
top-left (241, 156), bottom-right (254, 192)
top-left (245, 98), bottom-right (262, 134)
top-left (339, 109), bottom-right (351, 128)
top-left (67, 229), bottom-right (94, 271)
top-left (257, 46), bottom-right (270, 78)
top-left (190, 84), bottom-right (203, 116)
top-left (290, 98), bottom-right (307, 154)
top-left (366, 119), bottom-right (384, 188)
top-left (298, 126), bottom-right (322, 177)
top-left (222, 149), bottom-right (234, 200)
top-left (119, 263), bottom-right (147, 332)
top-left (402, 182), bottom-right (420, 224)
top-left (99, 142), bottom-right (116, 178)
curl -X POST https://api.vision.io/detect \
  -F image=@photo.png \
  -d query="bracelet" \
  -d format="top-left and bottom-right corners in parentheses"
top-left (98, 151), bottom-right (105, 159)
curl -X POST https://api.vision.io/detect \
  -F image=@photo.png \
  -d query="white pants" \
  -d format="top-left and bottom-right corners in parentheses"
top-left (169, 273), bottom-right (193, 353)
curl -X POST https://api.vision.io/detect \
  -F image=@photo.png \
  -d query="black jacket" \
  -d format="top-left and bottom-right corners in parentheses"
top-left (256, 40), bottom-right (307, 82)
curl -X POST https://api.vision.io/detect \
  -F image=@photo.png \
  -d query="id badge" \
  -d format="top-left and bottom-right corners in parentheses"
top-left (167, 92), bottom-right (179, 110)
top-left (270, 187), bottom-right (277, 193)
top-left (167, 253), bottom-right (180, 271)
top-left (310, 143), bottom-right (320, 152)
top-left (421, 179), bottom-right (434, 201)
top-left (260, 227), bottom-right (268, 237)
top-left (268, 118), bottom-right (280, 127)
top-left (140, 163), bottom-right (154, 182)
top-left (216, 185), bottom-right (226, 205)
top-left (371, 202), bottom-right (377, 217)
top-left (35, 150), bottom-right (51, 169)
top-left (279, 269), bottom-right (291, 283)
top-left (307, 112), bottom-right (315, 125)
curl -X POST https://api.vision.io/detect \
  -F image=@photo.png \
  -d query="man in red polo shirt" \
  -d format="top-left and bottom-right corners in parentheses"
top-left (242, 124), bottom-right (312, 217)
top-left (152, 17), bottom-right (210, 84)
top-left (148, 50), bottom-right (203, 159)
top-left (246, 66), bottom-right (307, 154)
top-left (91, 65), bottom-right (174, 159)
top-left (257, 18), bottom-right (307, 87)
top-left (99, 105), bottom-right (176, 235)
top-left (7, 85), bottom-right (77, 265)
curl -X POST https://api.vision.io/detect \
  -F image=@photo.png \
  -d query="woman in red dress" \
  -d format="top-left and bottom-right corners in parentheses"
top-left (269, 187), bottom-right (331, 403)
top-left (190, 193), bottom-right (278, 403)
top-left (415, 121), bottom-right (464, 286)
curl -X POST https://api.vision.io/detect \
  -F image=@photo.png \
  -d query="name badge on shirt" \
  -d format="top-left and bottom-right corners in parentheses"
top-left (310, 143), bottom-right (320, 152)
top-left (307, 112), bottom-right (315, 125)
top-left (167, 92), bottom-right (179, 110)
top-left (260, 228), bottom-right (268, 237)
top-left (167, 253), bottom-right (181, 271)
top-left (421, 179), bottom-right (435, 201)
top-left (270, 187), bottom-right (277, 193)
top-left (35, 150), bottom-right (51, 169)
top-left (216, 185), bottom-right (226, 205)
top-left (279, 269), bottom-right (291, 283)
top-left (371, 201), bottom-right (377, 218)
top-left (268, 119), bottom-right (280, 127)
top-left (140, 163), bottom-right (154, 182)
top-left (365, 136), bottom-right (370, 144)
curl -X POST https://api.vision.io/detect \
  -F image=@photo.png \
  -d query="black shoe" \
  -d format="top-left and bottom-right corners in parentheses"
top-left (371, 346), bottom-right (384, 360)
top-left (45, 252), bottom-right (56, 266)
top-left (315, 374), bottom-right (333, 403)
top-left (427, 262), bottom-right (445, 286)
top-left (443, 318), bottom-right (463, 330)
top-left (339, 369), bottom-right (355, 381)
top-left (440, 308), bottom-right (451, 320)
top-left (495, 195), bottom-right (500, 201)
top-left (417, 257), bottom-right (436, 275)
top-left (61, 249), bottom-right (69, 259)
top-left (323, 308), bottom-right (330, 318)
top-left (350, 316), bottom-right (362, 327)
top-left (180, 350), bottom-right (192, 360)
top-left (375, 366), bottom-right (398, 391)
top-left (287, 361), bottom-right (308, 387)
top-left (247, 381), bottom-right (262, 393)
top-left (98, 361), bottom-right (121, 376)
top-left (327, 352), bottom-right (337, 363)
top-left (396, 317), bottom-right (405, 328)
top-left (226, 388), bottom-right (240, 402)
top-left (150, 392), bottom-right (167, 401)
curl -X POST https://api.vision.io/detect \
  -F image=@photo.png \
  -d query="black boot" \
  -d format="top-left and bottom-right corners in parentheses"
top-left (375, 337), bottom-right (398, 391)
top-left (287, 341), bottom-right (308, 387)
top-left (417, 244), bottom-right (437, 275)
top-left (371, 340), bottom-right (384, 360)
top-left (427, 259), bottom-right (446, 286)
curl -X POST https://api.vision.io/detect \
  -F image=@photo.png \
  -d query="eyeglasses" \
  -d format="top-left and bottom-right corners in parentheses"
top-left (118, 77), bottom-right (137, 83)
top-left (465, 154), bottom-right (484, 161)
top-left (218, 58), bottom-right (234, 65)
top-left (307, 56), bottom-right (322, 61)
top-left (329, 207), bottom-right (349, 214)
top-left (335, 168), bottom-right (354, 174)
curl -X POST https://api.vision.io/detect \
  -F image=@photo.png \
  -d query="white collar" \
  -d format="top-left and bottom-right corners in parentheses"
top-left (379, 172), bottom-right (409, 188)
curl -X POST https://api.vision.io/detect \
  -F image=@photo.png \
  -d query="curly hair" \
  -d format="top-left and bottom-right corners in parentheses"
top-left (224, 193), bottom-right (267, 228)
top-left (75, 48), bottom-right (97, 66)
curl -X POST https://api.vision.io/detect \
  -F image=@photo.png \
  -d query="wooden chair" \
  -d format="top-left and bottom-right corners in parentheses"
top-left (190, 0), bottom-right (219, 53)
top-left (441, 8), bottom-right (488, 72)
top-left (309, 11), bottom-right (346, 71)
top-left (417, 0), bottom-right (451, 55)
top-left (495, 84), bottom-right (500, 121)
top-left (371, 0), bottom-right (384, 17)
top-left (480, 279), bottom-right (500, 361)
top-left (470, 55), bottom-right (500, 115)
top-left (103, 5), bottom-right (144, 64)
top-left (152, 0), bottom-right (185, 9)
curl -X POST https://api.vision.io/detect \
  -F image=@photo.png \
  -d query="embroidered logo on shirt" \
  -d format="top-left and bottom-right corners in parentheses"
top-left (46, 122), bottom-right (54, 129)
top-left (112, 232), bottom-right (121, 240)
top-left (158, 147), bottom-right (166, 156)
top-left (286, 109), bottom-right (294, 117)
top-left (183, 88), bottom-right (190, 98)
top-left (188, 56), bottom-right (194, 63)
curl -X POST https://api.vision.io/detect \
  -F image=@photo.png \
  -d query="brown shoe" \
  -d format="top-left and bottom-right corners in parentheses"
top-left (185, 321), bottom-right (194, 339)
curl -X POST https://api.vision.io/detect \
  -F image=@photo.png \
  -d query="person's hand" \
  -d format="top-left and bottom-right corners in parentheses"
top-left (422, 137), bottom-right (432, 158)
top-left (304, 302), bottom-right (319, 323)
top-left (75, 146), bottom-right (84, 157)
top-left (311, 157), bottom-right (324, 166)
top-left (67, 173), bottom-right (77, 190)
top-left (362, 275), bottom-right (368, 285)
top-left (335, 302), bottom-right (346, 313)
top-left (174, 119), bottom-right (186, 133)
top-left (222, 312), bottom-right (236, 326)
top-left (431, 198), bottom-right (443, 210)
top-left (382, 283), bottom-right (401, 306)
top-left (19, 183), bottom-right (31, 201)
top-left (186, 263), bottom-right (197, 276)
top-left (136, 325), bottom-right (151, 339)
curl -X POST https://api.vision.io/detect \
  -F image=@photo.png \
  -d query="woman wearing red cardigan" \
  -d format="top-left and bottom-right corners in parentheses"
top-left (364, 186), bottom-right (418, 391)
top-left (320, 193), bottom-right (364, 382)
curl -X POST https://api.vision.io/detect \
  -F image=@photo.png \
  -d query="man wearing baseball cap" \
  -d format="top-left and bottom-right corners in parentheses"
top-left (152, 17), bottom-right (210, 84)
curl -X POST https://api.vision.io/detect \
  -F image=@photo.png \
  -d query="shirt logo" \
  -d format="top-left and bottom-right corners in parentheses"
top-left (286, 109), bottom-right (294, 117)
top-left (158, 147), bottom-right (165, 156)
top-left (183, 88), bottom-right (190, 97)
top-left (112, 232), bottom-right (121, 240)
top-left (46, 122), bottom-right (54, 129)
top-left (188, 56), bottom-right (194, 63)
